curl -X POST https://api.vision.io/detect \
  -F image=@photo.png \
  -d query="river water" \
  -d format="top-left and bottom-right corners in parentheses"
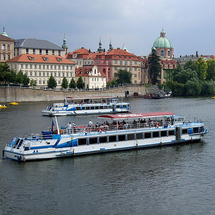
top-left (0, 97), bottom-right (215, 215)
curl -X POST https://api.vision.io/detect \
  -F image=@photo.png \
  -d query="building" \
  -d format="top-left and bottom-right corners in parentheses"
top-left (75, 66), bottom-right (106, 89)
top-left (6, 54), bottom-right (75, 87)
top-left (14, 38), bottom-right (66, 58)
top-left (0, 28), bottom-right (15, 63)
top-left (152, 29), bottom-right (177, 84)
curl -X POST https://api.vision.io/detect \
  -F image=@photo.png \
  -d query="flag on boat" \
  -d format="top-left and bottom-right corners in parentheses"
top-left (51, 120), bottom-right (54, 132)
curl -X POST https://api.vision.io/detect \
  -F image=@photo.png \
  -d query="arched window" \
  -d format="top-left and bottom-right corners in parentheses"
top-left (161, 50), bottom-right (164, 56)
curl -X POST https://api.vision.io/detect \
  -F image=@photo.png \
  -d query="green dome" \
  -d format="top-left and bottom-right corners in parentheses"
top-left (1, 27), bottom-right (8, 37)
top-left (153, 30), bottom-right (172, 48)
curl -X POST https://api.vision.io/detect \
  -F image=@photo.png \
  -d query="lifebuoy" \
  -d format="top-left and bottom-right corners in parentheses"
top-left (99, 127), bottom-right (103, 133)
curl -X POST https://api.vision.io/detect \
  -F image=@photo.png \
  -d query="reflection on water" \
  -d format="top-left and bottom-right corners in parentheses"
top-left (0, 97), bottom-right (215, 215)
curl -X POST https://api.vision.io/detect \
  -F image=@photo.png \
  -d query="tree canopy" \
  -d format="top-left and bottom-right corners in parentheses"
top-left (69, 78), bottom-right (76, 89)
top-left (76, 76), bottom-right (85, 89)
top-left (148, 48), bottom-right (162, 85)
top-left (61, 77), bottom-right (68, 89)
top-left (165, 58), bottom-right (215, 96)
top-left (116, 69), bottom-right (132, 84)
top-left (47, 75), bottom-right (57, 89)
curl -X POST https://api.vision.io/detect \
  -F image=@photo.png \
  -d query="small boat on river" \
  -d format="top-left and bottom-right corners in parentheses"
top-left (3, 111), bottom-right (208, 162)
top-left (9, 102), bottom-right (19, 105)
top-left (0, 105), bottom-right (7, 109)
top-left (42, 96), bottom-right (131, 116)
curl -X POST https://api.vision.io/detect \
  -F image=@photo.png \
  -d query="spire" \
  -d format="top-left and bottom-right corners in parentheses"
top-left (62, 33), bottom-right (68, 54)
top-left (160, 28), bottom-right (166, 37)
top-left (97, 36), bottom-right (103, 53)
top-left (1, 27), bottom-right (8, 37)
top-left (108, 38), bottom-right (113, 51)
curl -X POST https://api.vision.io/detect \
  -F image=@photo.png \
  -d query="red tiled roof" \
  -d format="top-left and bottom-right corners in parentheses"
top-left (6, 54), bottom-right (76, 65)
top-left (75, 66), bottom-right (106, 77)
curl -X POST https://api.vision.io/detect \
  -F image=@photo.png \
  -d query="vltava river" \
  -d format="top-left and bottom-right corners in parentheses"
top-left (0, 97), bottom-right (214, 215)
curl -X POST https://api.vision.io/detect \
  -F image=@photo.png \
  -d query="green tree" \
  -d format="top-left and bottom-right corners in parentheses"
top-left (76, 76), bottom-right (85, 89)
top-left (163, 69), bottom-right (174, 82)
top-left (184, 60), bottom-right (197, 71)
top-left (106, 81), bottom-right (112, 87)
top-left (174, 68), bottom-right (198, 84)
top-left (196, 57), bottom-right (207, 81)
top-left (0, 63), bottom-right (11, 83)
top-left (111, 80), bottom-right (118, 86)
top-left (23, 73), bottom-right (30, 86)
top-left (148, 48), bottom-right (162, 85)
top-left (184, 78), bottom-right (201, 96)
top-left (47, 75), bottom-right (57, 89)
top-left (201, 80), bottom-right (215, 95)
top-left (61, 77), bottom-right (68, 89)
top-left (116, 69), bottom-right (132, 84)
top-left (16, 70), bottom-right (24, 84)
top-left (206, 59), bottom-right (215, 81)
top-left (30, 79), bottom-right (37, 86)
top-left (69, 78), bottom-right (76, 89)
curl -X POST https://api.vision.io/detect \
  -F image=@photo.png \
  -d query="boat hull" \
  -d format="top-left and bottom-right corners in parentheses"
top-left (3, 131), bottom-right (206, 162)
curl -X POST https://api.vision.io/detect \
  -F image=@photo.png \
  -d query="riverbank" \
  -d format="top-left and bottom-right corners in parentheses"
top-left (0, 85), bottom-right (157, 102)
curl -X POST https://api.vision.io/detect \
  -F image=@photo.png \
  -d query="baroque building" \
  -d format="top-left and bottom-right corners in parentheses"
top-left (6, 54), bottom-right (75, 87)
top-left (0, 28), bottom-right (15, 63)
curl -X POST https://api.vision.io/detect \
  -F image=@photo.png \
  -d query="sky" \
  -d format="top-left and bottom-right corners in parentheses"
top-left (1, 0), bottom-right (215, 58)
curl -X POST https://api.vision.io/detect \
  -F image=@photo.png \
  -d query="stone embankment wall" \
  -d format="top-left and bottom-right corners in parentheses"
top-left (0, 85), bottom-right (157, 103)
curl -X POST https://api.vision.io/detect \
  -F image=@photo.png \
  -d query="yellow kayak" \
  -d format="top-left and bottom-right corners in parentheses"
top-left (0, 105), bottom-right (7, 108)
top-left (9, 102), bottom-right (19, 105)
top-left (212, 97), bottom-right (215, 99)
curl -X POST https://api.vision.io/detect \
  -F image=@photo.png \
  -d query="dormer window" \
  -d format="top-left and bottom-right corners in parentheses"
top-left (42, 57), bottom-right (49, 61)
top-left (56, 57), bottom-right (62, 62)
top-left (28, 56), bottom-right (34, 61)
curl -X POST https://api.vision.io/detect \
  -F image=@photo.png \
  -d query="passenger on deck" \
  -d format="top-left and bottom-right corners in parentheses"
top-left (88, 120), bottom-right (93, 127)
top-left (67, 122), bottom-right (72, 133)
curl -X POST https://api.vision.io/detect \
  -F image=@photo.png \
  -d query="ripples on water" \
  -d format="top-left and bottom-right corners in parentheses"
top-left (0, 97), bottom-right (215, 215)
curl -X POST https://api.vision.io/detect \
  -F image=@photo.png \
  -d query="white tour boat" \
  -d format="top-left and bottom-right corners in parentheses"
top-left (42, 96), bottom-right (131, 116)
top-left (3, 112), bottom-right (208, 162)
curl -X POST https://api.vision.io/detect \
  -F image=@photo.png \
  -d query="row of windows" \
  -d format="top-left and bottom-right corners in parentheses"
top-left (26, 71), bottom-right (73, 77)
top-left (0, 54), bottom-right (11, 61)
top-left (160, 50), bottom-right (171, 56)
top-left (33, 78), bottom-right (72, 85)
top-left (25, 48), bottom-right (61, 56)
top-left (114, 67), bottom-right (140, 72)
top-left (0, 44), bottom-right (10, 51)
top-left (20, 64), bottom-right (73, 70)
top-left (77, 130), bottom-right (176, 145)
top-left (76, 105), bottom-right (128, 110)
top-left (114, 60), bottom-right (138, 66)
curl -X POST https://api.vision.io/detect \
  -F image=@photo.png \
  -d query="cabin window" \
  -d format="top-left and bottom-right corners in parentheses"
top-left (95, 106), bottom-right (99, 109)
top-left (127, 133), bottom-right (135, 140)
top-left (161, 130), bottom-right (167, 137)
top-left (200, 127), bottom-right (204, 132)
top-left (109, 136), bottom-right (117, 142)
top-left (153, 131), bottom-right (159, 138)
top-left (117, 105), bottom-right (120, 108)
top-left (182, 129), bottom-right (188, 134)
top-left (169, 130), bottom-right (175, 136)
top-left (100, 106), bottom-right (103, 109)
top-left (123, 105), bottom-right (127, 108)
top-left (118, 135), bottom-right (126, 141)
top-left (89, 137), bottom-right (97, 144)
top-left (78, 138), bottom-right (87, 145)
top-left (193, 127), bottom-right (199, 133)
top-left (82, 107), bottom-right (86, 110)
top-left (86, 107), bottom-right (90, 110)
top-left (99, 136), bottom-right (107, 143)
top-left (136, 133), bottom-right (143, 139)
top-left (145, 132), bottom-right (151, 139)
top-left (76, 107), bottom-right (80, 110)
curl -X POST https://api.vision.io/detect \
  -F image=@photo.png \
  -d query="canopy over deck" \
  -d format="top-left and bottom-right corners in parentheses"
top-left (65, 96), bottom-right (114, 100)
top-left (99, 112), bottom-right (174, 120)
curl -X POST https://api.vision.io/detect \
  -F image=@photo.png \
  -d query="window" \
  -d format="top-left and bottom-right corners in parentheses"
top-left (8, 55), bottom-right (10, 60)
top-left (118, 135), bottom-right (126, 141)
top-left (130, 61), bottom-right (132, 66)
top-left (43, 65), bottom-right (45, 69)
top-left (46, 49), bottom-right (48, 55)
top-left (168, 51), bottom-right (170, 56)
top-left (136, 133), bottom-right (143, 139)
top-left (39, 49), bottom-right (42, 55)
top-left (2, 44), bottom-right (5, 50)
top-left (120, 61), bottom-right (123, 65)
top-left (89, 137), bottom-right (97, 144)
top-left (169, 130), bottom-right (174, 136)
top-left (109, 136), bottom-right (116, 142)
top-left (33, 49), bottom-right (35, 54)
top-left (52, 50), bottom-right (55, 55)
top-left (70, 66), bottom-right (73, 70)
top-left (127, 133), bottom-right (134, 140)
top-left (78, 138), bottom-right (87, 145)
top-left (99, 136), bottom-right (107, 143)
top-left (145, 132), bottom-right (151, 139)
top-left (153, 132), bottom-right (159, 138)
top-left (161, 130), bottom-right (167, 137)
top-left (161, 50), bottom-right (164, 56)
top-left (35, 65), bottom-right (37, 69)
top-left (47, 65), bottom-right (49, 69)
top-left (58, 50), bottom-right (61, 56)
top-left (7, 44), bottom-right (10, 51)
top-left (25, 64), bottom-right (28, 69)
top-left (115, 60), bottom-right (118, 64)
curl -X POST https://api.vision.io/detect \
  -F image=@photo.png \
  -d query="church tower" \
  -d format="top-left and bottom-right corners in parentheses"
top-left (62, 33), bottom-right (68, 54)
